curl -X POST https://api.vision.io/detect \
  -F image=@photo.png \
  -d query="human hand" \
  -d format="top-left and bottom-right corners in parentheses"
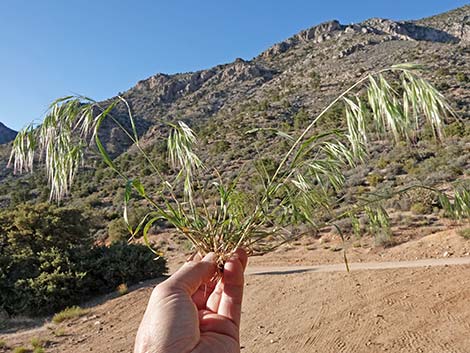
top-left (134, 248), bottom-right (248, 353)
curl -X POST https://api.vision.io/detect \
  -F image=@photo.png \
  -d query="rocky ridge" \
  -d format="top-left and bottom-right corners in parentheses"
top-left (0, 122), bottom-right (17, 145)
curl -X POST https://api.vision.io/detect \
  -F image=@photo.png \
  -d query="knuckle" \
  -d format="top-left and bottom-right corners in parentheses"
top-left (151, 281), bottom-right (172, 298)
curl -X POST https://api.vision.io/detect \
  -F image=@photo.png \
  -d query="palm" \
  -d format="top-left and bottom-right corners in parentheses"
top-left (135, 250), bottom-right (247, 353)
top-left (193, 312), bottom-right (239, 353)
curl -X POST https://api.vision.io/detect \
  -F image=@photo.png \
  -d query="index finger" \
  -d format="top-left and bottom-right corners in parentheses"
top-left (163, 252), bottom-right (217, 296)
top-left (216, 248), bottom-right (248, 327)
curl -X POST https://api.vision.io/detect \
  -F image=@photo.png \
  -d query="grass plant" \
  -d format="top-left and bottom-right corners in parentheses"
top-left (52, 306), bottom-right (88, 324)
top-left (30, 338), bottom-right (43, 349)
top-left (12, 347), bottom-right (29, 353)
top-left (458, 228), bottom-right (470, 240)
top-left (10, 64), bottom-right (462, 266)
top-left (117, 283), bottom-right (129, 296)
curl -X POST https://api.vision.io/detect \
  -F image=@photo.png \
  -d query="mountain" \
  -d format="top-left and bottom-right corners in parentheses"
top-left (96, 5), bottom-right (469, 158)
top-left (0, 5), bottom-right (469, 220)
top-left (0, 122), bottom-right (17, 145)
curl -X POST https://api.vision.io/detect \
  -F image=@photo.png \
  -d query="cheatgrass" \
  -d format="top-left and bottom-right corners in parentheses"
top-left (30, 337), bottom-right (44, 349)
top-left (10, 63), bottom-right (469, 267)
top-left (52, 328), bottom-right (66, 337)
top-left (117, 283), bottom-right (129, 296)
top-left (458, 228), bottom-right (470, 240)
top-left (12, 347), bottom-right (29, 353)
top-left (52, 306), bottom-right (88, 324)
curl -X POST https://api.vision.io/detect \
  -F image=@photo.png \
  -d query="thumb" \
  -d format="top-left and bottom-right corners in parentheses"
top-left (164, 252), bottom-right (217, 296)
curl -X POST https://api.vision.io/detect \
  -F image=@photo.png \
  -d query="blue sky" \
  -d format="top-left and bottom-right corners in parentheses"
top-left (0, 0), bottom-right (467, 130)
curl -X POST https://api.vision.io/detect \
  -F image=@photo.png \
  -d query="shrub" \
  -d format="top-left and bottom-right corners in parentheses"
top-left (435, 67), bottom-right (450, 76)
top-left (366, 173), bottom-right (383, 187)
top-left (376, 157), bottom-right (388, 169)
top-left (77, 242), bottom-right (166, 295)
top-left (212, 140), bottom-right (231, 154)
top-left (107, 206), bottom-right (153, 243)
top-left (0, 203), bottom-right (167, 317)
top-left (0, 340), bottom-right (6, 348)
top-left (375, 230), bottom-right (396, 247)
top-left (292, 108), bottom-right (309, 129)
top-left (456, 72), bottom-right (469, 83)
top-left (117, 283), bottom-right (129, 296)
top-left (309, 70), bottom-right (321, 89)
top-left (107, 217), bottom-right (131, 243)
top-left (411, 202), bottom-right (432, 215)
top-left (445, 121), bottom-right (466, 137)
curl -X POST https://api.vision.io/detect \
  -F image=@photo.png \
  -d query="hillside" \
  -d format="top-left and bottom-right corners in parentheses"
top-left (0, 123), bottom-right (16, 145)
top-left (0, 5), bottom-right (469, 240)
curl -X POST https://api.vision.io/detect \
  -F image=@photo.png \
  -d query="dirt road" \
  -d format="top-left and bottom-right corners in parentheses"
top-left (2, 256), bottom-right (470, 353)
top-left (247, 256), bottom-right (470, 275)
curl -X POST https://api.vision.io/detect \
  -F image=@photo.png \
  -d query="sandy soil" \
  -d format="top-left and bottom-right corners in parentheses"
top-left (1, 226), bottom-right (470, 353)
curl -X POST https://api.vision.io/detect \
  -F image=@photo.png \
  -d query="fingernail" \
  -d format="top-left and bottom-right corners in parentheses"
top-left (186, 253), bottom-right (196, 262)
top-left (229, 253), bottom-right (240, 261)
top-left (202, 252), bottom-right (216, 263)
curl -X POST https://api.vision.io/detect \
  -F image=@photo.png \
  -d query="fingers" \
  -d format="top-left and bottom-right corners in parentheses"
top-left (206, 278), bottom-right (224, 312)
top-left (207, 248), bottom-right (248, 327)
top-left (233, 248), bottom-right (248, 270)
top-left (217, 249), bottom-right (247, 326)
top-left (192, 277), bottom-right (218, 309)
top-left (198, 310), bottom-right (239, 340)
top-left (163, 252), bottom-right (217, 296)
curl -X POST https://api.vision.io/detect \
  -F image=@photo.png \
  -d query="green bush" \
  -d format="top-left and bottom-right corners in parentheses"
top-left (444, 121), bottom-right (466, 137)
top-left (107, 217), bottom-right (131, 243)
top-left (456, 72), bottom-right (469, 83)
top-left (0, 203), bottom-right (166, 317)
top-left (309, 70), bottom-right (321, 89)
top-left (293, 108), bottom-right (309, 129)
top-left (406, 188), bottom-right (437, 214)
top-left (77, 242), bottom-right (166, 294)
top-left (212, 140), bottom-right (231, 154)
top-left (107, 206), bottom-right (149, 243)
top-left (410, 202), bottom-right (432, 215)
top-left (367, 173), bottom-right (383, 187)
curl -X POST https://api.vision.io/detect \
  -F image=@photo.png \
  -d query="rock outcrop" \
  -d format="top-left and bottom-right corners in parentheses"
top-left (362, 18), bottom-right (458, 43)
top-left (262, 20), bottom-right (343, 58)
top-left (416, 5), bottom-right (470, 42)
top-left (134, 60), bottom-right (274, 105)
top-left (261, 7), bottom-right (470, 61)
